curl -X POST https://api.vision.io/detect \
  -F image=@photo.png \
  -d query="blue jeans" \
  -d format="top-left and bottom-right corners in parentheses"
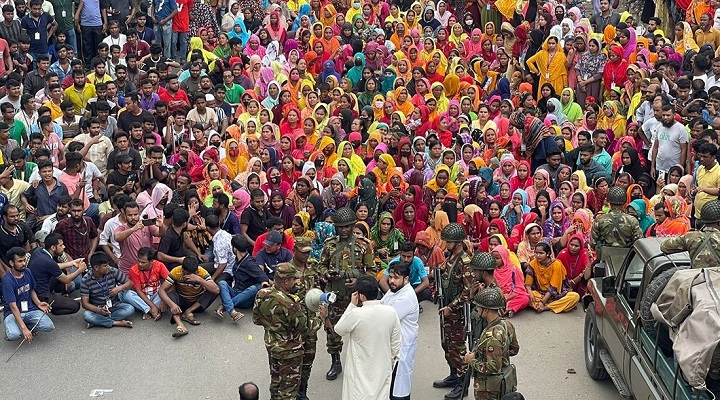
top-left (120, 290), bottom-right (160, 314)
top-left (64, 28), bottom-right (78, 53)
top-left (171, 31), bottom-right (188, 61)
top-left (83, 302), bottom-right (135, 328)
top-left (84, 202), bottom-right (99, 226)
top-left (154, 21), bottom-right (173, 59)
top-left (66, 266), bottom-right (83, 293)
top-left (219, 282), bottom-right (260, 312)
top-left (4, 310), bottom-right (55, 340)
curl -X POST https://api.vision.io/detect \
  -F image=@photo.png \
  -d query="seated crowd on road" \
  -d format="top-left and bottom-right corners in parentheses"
top-left (1, 0), bottom-right (719, 348)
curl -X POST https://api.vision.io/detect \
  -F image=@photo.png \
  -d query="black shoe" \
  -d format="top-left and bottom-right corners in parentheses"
top-left (433, 368), bottom-right (459, 388)
top-left (444, 377), bottom-right (466, 400)
top-left (326, 353), bottom-right (342, 380)
top-left (297, 383), bottom-right (309, 400)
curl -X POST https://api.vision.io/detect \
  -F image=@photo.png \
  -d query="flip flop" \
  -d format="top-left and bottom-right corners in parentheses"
top-left (181, 313), bottom-right (201, 326)
top-left (172, 326), bottom-right (188, 338)
top-left (142, 313), bottom-right (152, 320)
top-left (153, 312), bottom-right (162, 321)
top-left (215, 309), bottom-right (225, 320)
top-left (230, 311), bottom-right (244, 323)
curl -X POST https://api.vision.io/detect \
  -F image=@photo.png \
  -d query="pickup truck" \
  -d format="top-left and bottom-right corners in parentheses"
top-left (583, 238), bottom-right (712, 400)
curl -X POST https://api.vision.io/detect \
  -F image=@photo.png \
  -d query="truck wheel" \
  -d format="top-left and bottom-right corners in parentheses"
top-left (639, 266), bottom-right (687, 333)
top-left (585, 303), bottom-right (609, 380)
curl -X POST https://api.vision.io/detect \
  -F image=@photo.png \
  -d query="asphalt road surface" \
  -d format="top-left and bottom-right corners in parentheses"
top-left (1, 300), bottom-right (620, 400)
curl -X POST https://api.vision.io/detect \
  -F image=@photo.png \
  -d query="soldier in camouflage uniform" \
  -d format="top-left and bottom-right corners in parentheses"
top-left (290, 237), bottom-right (322, 400)
top-left (465, 288), bottom-right (520, 400)
top-left (661, 200), bottom-right (720, 269)
top-left (469, 253), bottom-right (500, 342)
top-left (591, 187), bottom-right (643, 257)
top-left (434, 223), bottom-right (475, 400)
top-left (317, 207), bottom-right (377, 381)
top-left (252, 263), bottom-right (308, 400)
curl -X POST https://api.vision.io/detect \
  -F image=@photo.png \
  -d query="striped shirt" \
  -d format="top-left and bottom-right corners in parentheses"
top-left (80, 267), bottom-right (128, 307)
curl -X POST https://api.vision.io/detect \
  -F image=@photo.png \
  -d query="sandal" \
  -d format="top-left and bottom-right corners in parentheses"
top-left (506, 310), bottom-right (515, 318)
top-left (172, 326), bottom-right (188, 338)
top-left (181, 313), bottom-right (201, 325)
top-left (153, 312), bottom-right (162, 321)
top-left (215, 308), bottom-right (225, 320)
top-left (230, 310), bottom-right (244, 323)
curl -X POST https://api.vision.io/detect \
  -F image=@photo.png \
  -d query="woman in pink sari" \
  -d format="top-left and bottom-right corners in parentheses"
top-left (492, 245), bottom-right (530, 317)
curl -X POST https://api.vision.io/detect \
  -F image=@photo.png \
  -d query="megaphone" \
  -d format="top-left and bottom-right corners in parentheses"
top-left (305, 288), bottom-right (337, 312)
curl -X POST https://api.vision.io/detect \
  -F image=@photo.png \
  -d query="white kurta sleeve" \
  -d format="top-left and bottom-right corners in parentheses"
top-left (334, 302), bottom-right (358, 337)
top-left (391, 314), bottom-right (401, 361)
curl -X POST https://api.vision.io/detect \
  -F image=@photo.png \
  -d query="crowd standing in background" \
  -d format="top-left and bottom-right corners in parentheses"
top-left (1, 0), bottom-right (719, 397)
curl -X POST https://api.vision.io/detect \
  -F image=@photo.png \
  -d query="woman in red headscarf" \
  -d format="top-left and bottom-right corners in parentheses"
top-left (555, 233), bottom-right (591, 297)
top-left (603, 45), bottom-right (628, 95)
top-left (395, 203), bottom-right (427, 242)
top-left (266, 11), bottom-right (287, 44)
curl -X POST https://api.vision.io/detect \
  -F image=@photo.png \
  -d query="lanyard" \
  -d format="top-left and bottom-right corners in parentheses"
top-left (94, 276), bottom-right (110, 297)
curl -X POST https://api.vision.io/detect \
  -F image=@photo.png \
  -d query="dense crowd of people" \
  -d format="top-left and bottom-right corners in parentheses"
top-left (0, 0), bottom-right (719, 397)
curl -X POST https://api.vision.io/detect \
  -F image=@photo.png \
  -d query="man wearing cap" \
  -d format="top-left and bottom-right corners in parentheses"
top-left (106, 153), bottom-right (139, 195)
top-left (661, 200), bottom-right (720, 269)
top-left (318, 207), bottom-right (377, 381)
top-left (252, 262), bottom-right (307, 400)
top-left (590, 186), bottom-right (643, 258)
top-left (255, 230), bottom-right (293, 281)
top-left (290, 236), bottom-right (323, 400)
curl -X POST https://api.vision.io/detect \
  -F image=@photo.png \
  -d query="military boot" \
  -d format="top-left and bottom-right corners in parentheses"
top-left (433, 367), bottom-right (459, 388)
top-left (326, 354), bottom-right (342, 380)
top-left (296, 383), bottom-right (309, 400)
top-left (444, 374), bottom-right (467, 400)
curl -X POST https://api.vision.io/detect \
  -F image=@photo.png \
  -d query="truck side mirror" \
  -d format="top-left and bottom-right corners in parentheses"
top-left (601, 276), bottom-right (616, 297)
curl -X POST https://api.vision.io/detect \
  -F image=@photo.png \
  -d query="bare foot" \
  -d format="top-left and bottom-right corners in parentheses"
top-left (113, 320), bottom-right (133, 328)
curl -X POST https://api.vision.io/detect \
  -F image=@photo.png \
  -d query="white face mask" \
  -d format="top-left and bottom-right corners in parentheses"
top-left (353, 2), bottom-right (360, 8)
top-left (375, 100), bottom-right (384, 108)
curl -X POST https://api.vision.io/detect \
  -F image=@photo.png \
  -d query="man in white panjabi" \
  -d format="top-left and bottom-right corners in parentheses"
top-left (321, 275), bottom-right (401, 400)
top-left (381, 261), bottom-right (419, 400)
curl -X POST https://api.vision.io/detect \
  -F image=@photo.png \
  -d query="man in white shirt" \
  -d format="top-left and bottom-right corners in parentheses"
top-left (39, 194), bottom-right (70, 232)
top-left (323, 276), bottom-right (401, 400)
top-left (381, 261), bottom-right (419, 400)
top-left (74, 117), bottom-right (113, 175)
top-left (98, 192), bottom-right (129, 266)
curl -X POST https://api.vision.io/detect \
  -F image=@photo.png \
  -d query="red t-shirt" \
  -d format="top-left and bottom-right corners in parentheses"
top-left (172, 0), bottom-right (193, 33)
top-left (159, 89), bottom-right (191, 112)
top-left (122, 40), bottom-right (151, 59)
top-left (0, 38), bottom-right (9, 77)
top-left (128, 260), bottom-right (169, 297)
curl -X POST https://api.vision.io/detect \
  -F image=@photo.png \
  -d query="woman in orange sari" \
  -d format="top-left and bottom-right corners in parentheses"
top-left (654, 197), bottom-right (691, 237)
top-left (393, 86), bottom-right (415, 117)
top-left (525, 35), bottom-right (568, 99)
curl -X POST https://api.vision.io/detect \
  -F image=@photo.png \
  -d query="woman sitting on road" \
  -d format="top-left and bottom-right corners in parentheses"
top-left (525, 242), bottom-right (580, 314)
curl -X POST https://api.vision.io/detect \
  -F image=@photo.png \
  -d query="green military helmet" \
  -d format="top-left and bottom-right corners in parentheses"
top-left (608, 186), bottom-right (627, 205)
top-left (473, 287), bottom-right (507, 310)
top-left (441, 222), bottom-right (467, 242)
top-left (700, 200), bottom-right (720, 224)
top-left (470, 252), bottom-right (496, 271)
top-left (333, 207), bottom-right (358, 227)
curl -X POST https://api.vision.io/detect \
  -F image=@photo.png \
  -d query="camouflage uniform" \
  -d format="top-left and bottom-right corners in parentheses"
top-left (291, 239), bottom-right (324, 390)
top-left (469, 318), bottom-right (520, 400)
top-left (317, 235), bottom-right (377, 355)
top-left (252, 264), bottom-right (308, 400)
top-left (441, 250), bottom-right (474, 373)
top-left (590, 209), bottom-right (643, 252)
top-left (660, 227), bottom-right (720, 269)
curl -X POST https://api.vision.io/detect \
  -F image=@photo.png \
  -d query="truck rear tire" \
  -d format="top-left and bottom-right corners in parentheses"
top-left (585, 303), bottom-right (609, 380)
top-left (640, 266), bottom-right (688, 333)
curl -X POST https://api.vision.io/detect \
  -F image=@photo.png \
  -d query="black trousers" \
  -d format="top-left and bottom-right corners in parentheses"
top-left (38, 293), bottom-right (81, 315)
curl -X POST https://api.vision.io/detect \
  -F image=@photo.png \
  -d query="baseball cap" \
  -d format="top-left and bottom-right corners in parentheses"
top-left (34, 230), bottom-right (49, 243)
top-left (263, 230), bottom-right (283, 245)
top-left (117, 154), bottom-right (133, 164)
